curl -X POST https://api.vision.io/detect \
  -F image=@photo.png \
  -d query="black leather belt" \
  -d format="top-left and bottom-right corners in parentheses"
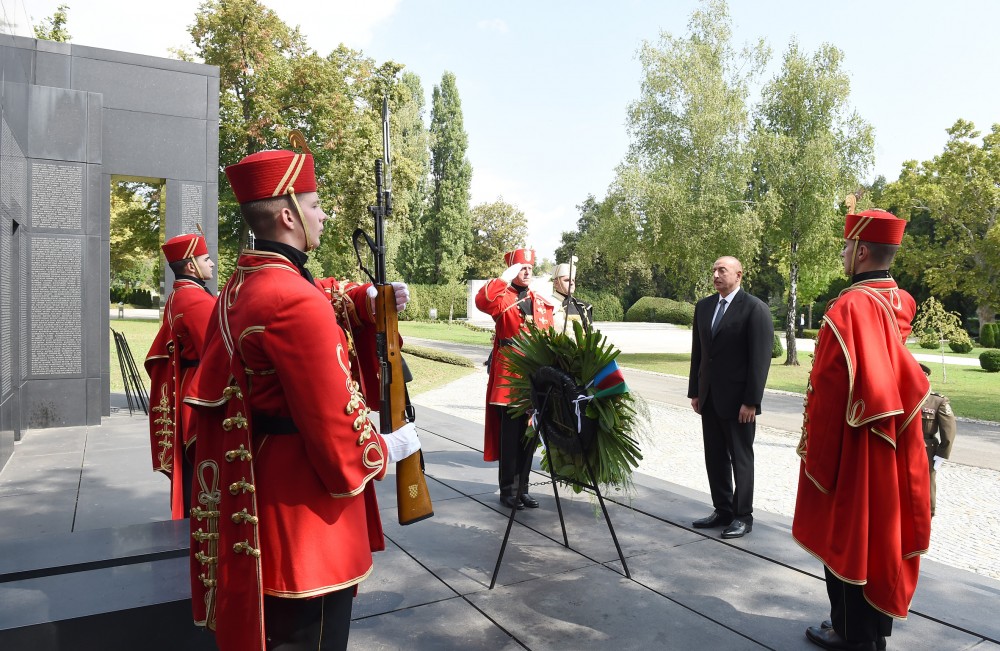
top-left (497, 338), bottom-right (516, 347)
top-left (252, 412), bottom-right (299, 435)
top-left (180, 359), bottom-right (200, 369)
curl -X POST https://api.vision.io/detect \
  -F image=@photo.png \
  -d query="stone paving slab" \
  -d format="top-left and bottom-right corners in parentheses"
top-left (467, 563), bottom-right (767, 650)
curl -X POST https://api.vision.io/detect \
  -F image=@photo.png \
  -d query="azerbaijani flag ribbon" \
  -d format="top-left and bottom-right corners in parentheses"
top-left (588, 359), bottom-right (629, 399)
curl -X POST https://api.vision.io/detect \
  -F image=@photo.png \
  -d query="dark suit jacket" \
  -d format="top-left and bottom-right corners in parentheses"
top-left (687, 288), bottom-right (774, 418)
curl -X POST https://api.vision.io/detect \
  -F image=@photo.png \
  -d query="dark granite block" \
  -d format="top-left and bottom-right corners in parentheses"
top-left (102, 109), bottom-right (206, 181)
top-left (33, 50), bottom-right (70, 89)
top-left (27, 85), bottom-right (89, 162)
top-left (71, 56), bottom-right (208, 119)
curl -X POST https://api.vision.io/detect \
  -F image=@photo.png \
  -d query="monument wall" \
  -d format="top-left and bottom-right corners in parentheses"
top-left (0, 35), bottom-right (219, 470)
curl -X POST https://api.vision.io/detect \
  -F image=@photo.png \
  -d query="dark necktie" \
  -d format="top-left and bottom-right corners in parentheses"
top-left (711, 298), bottom-right (727, 336)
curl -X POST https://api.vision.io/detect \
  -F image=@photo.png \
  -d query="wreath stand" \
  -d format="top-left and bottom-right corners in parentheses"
top-left (489, 367), bottom-right (632, 589)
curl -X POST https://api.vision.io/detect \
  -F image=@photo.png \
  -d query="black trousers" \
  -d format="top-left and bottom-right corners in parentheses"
top-left (825, 567), bottom-right (892, 645)
top-left (700, 396), bottom-right (755, 519)
top-left (497, 406), bottom-right (536, 497)
top-left (264, 588), bottom-right (354, 651)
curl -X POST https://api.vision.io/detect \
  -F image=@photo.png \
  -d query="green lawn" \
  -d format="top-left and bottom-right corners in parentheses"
top-left (905, 342), bottom-right (991, 360)
top-left (617, 353), bottom-right (1000, 423)
top-left (399, 321), bottom-right (493, 346)
top-left (403, 355), bottom-right (477, 396)
top-left (109, 318), bottom-right (161, 393)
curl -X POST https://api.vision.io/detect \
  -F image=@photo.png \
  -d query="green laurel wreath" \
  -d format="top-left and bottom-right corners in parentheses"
top-left (503, 321), bottom-right (644, 493)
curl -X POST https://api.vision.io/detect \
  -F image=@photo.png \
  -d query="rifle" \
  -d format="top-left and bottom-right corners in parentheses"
top-left (353, 96), bottom-right (434, 525)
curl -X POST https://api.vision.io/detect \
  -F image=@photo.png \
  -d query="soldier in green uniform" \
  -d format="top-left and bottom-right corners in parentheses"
top-left (920, 363), bottom-right (957, 516)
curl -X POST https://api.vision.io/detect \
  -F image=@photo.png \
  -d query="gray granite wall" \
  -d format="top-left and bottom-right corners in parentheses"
top-left (0, 34), bottom-right (218, 468)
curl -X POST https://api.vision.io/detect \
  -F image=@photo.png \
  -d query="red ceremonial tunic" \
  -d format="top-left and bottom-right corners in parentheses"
top-left (144, 278), bottom-right (215, 519)
top-left (792, 278), bottom-right (931, 619)
top-left (474, 278), bottom-right (554, 461)
top-left (184, 250), bottom-right (389, 651)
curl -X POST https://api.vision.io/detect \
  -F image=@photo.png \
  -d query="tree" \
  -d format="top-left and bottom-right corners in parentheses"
top-left (882, 120), bottom-right (1000, 327)
top-left (182, 1), bottom-right (422, 281)
top-left (611, 0), bottom-right (768, 301)
top-left (416, 71), bottom-right (472, 285)
top-left (750, 41), bottom-right (874, 365)
top-left (912, 296), bottom-right (967, 381)
top-left (395, 72), bottom-right (432, 282)
top-left (34, 4), bottom-right (71, 42)
top-left (466, 198), bottom-right (528, 279)
top-left (110, 181), bottom-right (164, 297)
top-left (186, 0), bottom-right (302, 276)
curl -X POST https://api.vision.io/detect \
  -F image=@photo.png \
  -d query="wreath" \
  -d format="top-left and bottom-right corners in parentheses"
top-left (502, 321), bottom-right (644, 493)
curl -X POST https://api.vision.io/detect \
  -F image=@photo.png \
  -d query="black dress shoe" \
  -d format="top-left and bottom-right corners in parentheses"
top-left (721, 519), bottom-right (752, 539)
top-left (692, 512), bottom-right (733, 528)
top-left (805, 626), bottom-right (876, 651)
top-left (820, 621), bottom-right (884, 649)
top-left (519, 493), bottom-right (539, 508)
top-left (500, 496), bottom-right (523, 510)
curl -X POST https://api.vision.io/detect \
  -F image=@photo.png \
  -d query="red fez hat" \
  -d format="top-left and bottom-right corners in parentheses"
top-left (504, 248), bottom-right (535, 266)
top-left (224, 149), bottom-right (317, 205)
top-left (844, 209), bottom-right (906, 245)
top-left (162, 234), bottom-right (208, 263)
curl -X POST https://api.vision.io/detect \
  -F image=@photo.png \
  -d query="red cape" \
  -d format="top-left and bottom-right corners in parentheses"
top-left (793, 279), bottom-right (931, 619)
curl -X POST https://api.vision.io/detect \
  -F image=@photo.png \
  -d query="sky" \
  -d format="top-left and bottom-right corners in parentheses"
top-left (5, 0), bottom-right (1000, 261)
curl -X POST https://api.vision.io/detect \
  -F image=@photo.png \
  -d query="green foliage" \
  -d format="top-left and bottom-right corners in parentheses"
top-left (183, 1), bottom-right (423, 280)
top-left (504, 322), bottom-right (644, 493)
top-left (465, 199), bottom-right (528, 279)
top-left (401, 344), bottom-right (476, 368)
top-left (109, 180), bottom-right (164, 298)
top-left (750, 40), bottom-right (875, 366)
top-left (400, 283), bottom-right (467, 322)
top-left (111, 288), bottom-right (155, 308)
top-left (913, 297), bottom-right (967, 353)
top-left (575, 288), bottom-right (624, 322)
top-left (980, 350), bottom-right (1000, 373)
top-left (608, 0), bottom-right (768, 301)
top-left (624, 296), bottom-right (695, 325)
top-left (918, 332), bottom-right (940, 349)
top-left (771, 333), bottom-right (783, 358)
top-left (883, 119), bottom-right (1000, 327)
top-left (981, 322), bottom-right (998, 348)
top-left (34, 3), bottom-right (71, 42)
top-left (948, 331), bottom-right (974, 354)
top-left (404, 71), bottom-right (473, 284)
top-left (801, 328), bottom-right (820, 340)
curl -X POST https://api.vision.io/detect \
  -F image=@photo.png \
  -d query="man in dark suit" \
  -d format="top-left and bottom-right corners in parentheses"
top-left (688, 256), bottom-right (773, 539)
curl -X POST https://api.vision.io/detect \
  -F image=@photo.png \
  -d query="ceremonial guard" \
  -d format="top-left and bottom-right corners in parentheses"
top-left (793, 209), bottom-right (931, 651)
top-left (145, 233), bottom-right (216, 519)
top-left (476, 248), bottom-right (555, 509)
top-left (184, 141), bottom-right (419, 651)
top-left (551, 259), bottom-right (593, 334)
top-left (919, 363), bottom-right (957, 516)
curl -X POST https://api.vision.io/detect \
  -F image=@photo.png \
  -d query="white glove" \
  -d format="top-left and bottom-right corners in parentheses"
top-left (933, 455), bottom-right (944, 471)
top-left (382, 421), bottom-right (420, 464)
top-left (391, 281), bottom-right (409, 312)
top-left (500, 263), bottom-right (524, 284)
top-left (365, 283), bottom-right (410, 314)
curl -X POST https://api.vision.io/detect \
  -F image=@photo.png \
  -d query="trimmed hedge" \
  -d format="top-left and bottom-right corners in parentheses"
top-left (111, 287), bottom-right (155, 308)
top-left (625, 296), bottom-right (695, 325)
top-left (981, 322), bottom-right (998, 348)
top-left (771, 333), bottom-right (783, 359)
top-left (948, 330), bottom-right (974, 354)
top-left (918, 330), bottom-right (940, 349)
top-left (402, 344), bottom-right (477, 368)
top-left (574, 288), bottom-right (624, 322)
top-left (800, 328), bottom-right (820, 340)
top-left (980, 349), bottom-right (1000, 373)
top-left (401, 283), bottom-right (468, 322)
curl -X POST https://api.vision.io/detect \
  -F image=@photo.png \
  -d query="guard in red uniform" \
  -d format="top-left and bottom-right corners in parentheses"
top-left (184, 141), bottom-right (420, 651)
top-left (145, 233), bottom-right (216, 519)
top-left (475, 248), bottom-right (555, 510)
top-left (793, 209), bottom-right (931, 651)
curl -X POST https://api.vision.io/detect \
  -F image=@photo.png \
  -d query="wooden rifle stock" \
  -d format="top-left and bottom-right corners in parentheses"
top-left (374, 280), bottom-right (433, 525)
